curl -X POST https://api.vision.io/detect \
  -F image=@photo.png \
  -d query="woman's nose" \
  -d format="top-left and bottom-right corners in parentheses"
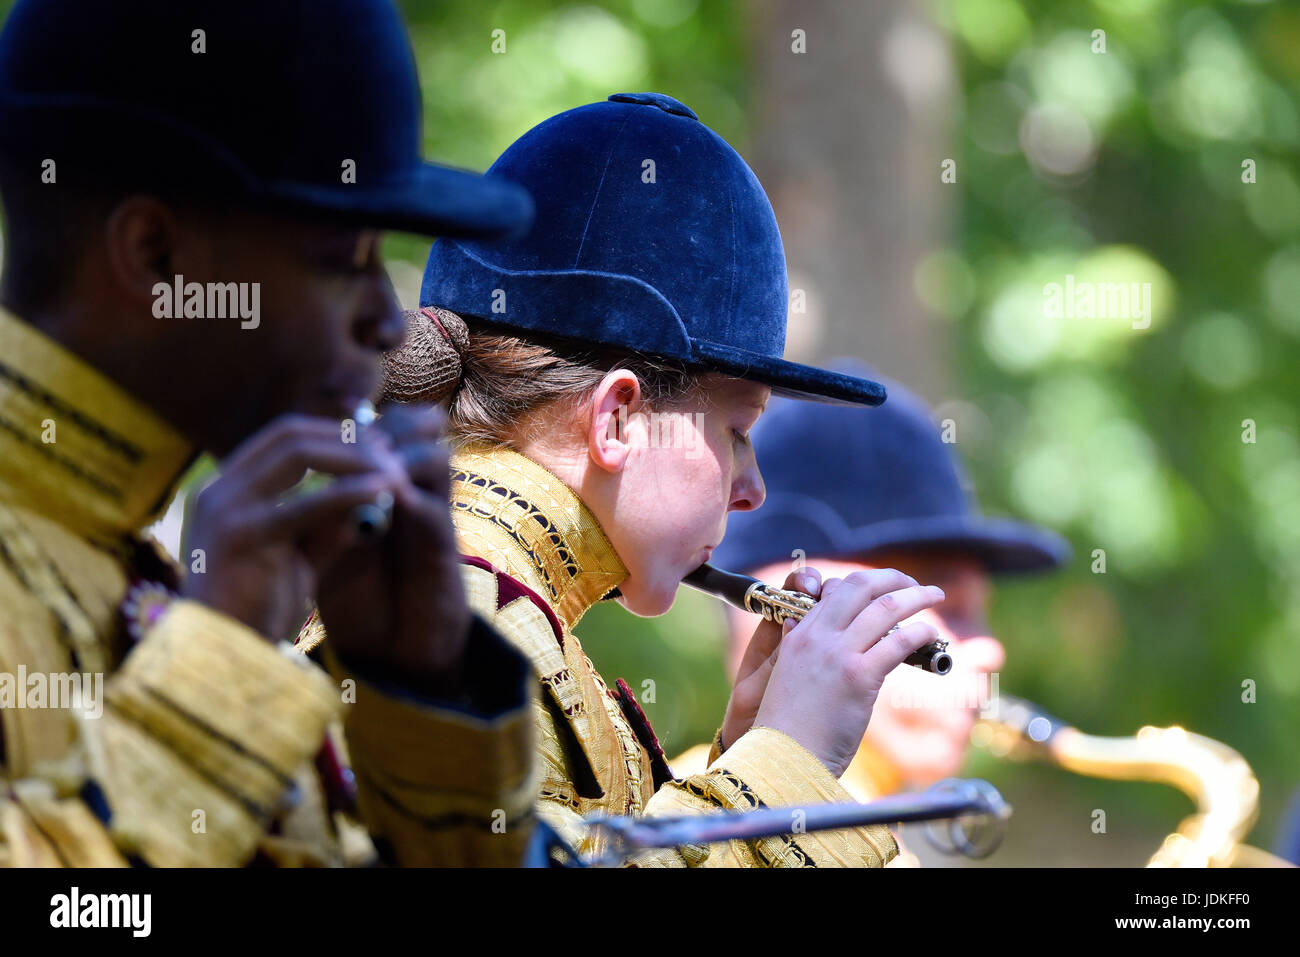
top-left (730, 459), bottom-right (766, 512)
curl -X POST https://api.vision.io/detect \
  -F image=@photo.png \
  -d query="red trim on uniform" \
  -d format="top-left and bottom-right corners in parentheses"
top-left (459, 554), bottom-right (566, 648)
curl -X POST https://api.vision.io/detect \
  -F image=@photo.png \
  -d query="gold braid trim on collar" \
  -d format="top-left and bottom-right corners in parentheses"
top-left (448, 443), bottom-right (628, 633)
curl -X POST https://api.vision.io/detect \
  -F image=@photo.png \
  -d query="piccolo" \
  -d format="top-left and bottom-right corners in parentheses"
top-left (290, 401), bottom-right (394, 540)
top-left (350, 400), bottom-right (394, 540)
top-left (682, 562), bottom-right (953, 675)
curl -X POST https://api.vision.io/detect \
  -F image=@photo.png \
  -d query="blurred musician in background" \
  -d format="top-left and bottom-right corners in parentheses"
top-left (675, 362), bottom-right (1070, 820)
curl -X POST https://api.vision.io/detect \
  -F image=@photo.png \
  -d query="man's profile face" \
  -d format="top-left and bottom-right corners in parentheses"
top-left (171, 209), bottom-right (405, 452)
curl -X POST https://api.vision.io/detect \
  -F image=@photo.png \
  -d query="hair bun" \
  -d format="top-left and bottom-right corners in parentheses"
top-left (379, 306), bottom-right (468, 406)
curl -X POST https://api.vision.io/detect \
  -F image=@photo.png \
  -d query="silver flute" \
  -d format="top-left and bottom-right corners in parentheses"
top-left (350, 400), bottom-right (394, 539)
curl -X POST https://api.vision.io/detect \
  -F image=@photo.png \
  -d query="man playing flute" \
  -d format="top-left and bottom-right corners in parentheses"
top-left (0, 0), bottom-right (537, 867)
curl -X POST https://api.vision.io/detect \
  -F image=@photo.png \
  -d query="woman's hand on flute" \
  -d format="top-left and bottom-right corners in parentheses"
top-left (752, 569), bottom-right (946, 779)
top-left (717, 565), bottom-right (825, 753)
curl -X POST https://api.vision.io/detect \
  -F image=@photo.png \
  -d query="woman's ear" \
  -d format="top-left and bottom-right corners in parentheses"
top-left (587, 369), bottom-right (644, 473)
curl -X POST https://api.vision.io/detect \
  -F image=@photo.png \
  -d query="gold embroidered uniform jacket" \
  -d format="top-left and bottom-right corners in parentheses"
top-left (448, 443), bottom-right (899, 867)
top-left (0, 308), bottom-right (534, 867)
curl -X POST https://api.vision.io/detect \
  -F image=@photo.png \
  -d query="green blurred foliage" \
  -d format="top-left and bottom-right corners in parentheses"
top-left (927, 0), bottom-right (1300, 851)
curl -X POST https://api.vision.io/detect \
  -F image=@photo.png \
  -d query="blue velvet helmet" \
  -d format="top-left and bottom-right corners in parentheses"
top-left (713, 359), bottom-right (1072, 575)
top-left (422, 93), bottom-right (886, 407)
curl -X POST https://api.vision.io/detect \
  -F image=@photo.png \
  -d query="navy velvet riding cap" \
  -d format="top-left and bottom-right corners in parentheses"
top-left (713, 359), bottom-right (1071, 575)
top-left (422, 92), bottom-right (886, 407)
top-left (0, 0), bottom-right (532, 240)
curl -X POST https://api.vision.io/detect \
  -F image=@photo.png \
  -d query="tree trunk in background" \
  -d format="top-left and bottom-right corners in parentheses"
top-left (746, 0), bottom-right (956, 400)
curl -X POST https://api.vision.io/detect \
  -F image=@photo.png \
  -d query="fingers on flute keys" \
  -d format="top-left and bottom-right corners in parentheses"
top-left (802, 569), bottom-right (944, 656)
top-left (781, 565), bottom-right (822, 598)
top-left (806, 569), bottom-right (921, 628)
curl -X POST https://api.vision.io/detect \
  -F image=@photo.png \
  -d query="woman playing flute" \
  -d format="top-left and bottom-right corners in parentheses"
top-left (365, 94), bottom-right (946, 866)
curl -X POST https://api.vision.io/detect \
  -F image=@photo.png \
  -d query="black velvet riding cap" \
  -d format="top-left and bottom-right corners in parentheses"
top-left (713, 359), bottom-right (1072, 575)
top-left (421, 92), bottom-right (887, 407)
top-left (0, 0), bottom-right (533, 240)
